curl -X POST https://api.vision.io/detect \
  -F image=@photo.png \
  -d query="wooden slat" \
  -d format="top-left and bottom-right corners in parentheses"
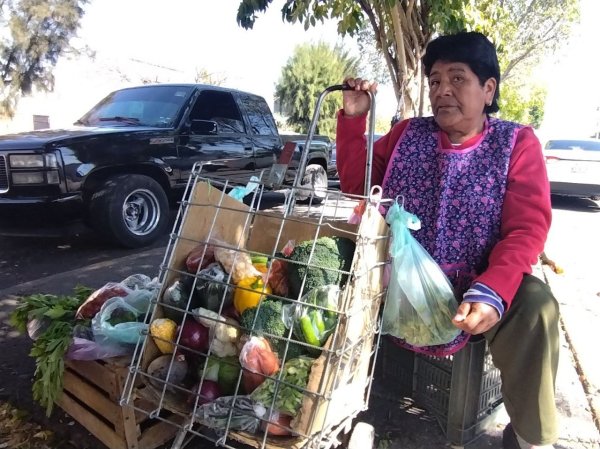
top-left (62, 369), bottom-right (120, 425)
top-left (66, 360), bottom-right (119, 398)
top-left (57, 393), bottom-right (126, 449)
top-left (118, 401), bottom-right (141, 448)
top-left (137, 418), bottom-right (183, 449)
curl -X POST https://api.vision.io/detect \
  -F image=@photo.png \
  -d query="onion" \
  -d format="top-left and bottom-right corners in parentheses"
top-left (188, 379), bottom-right (222, 406)
top-left (178, 320), bottom-right (209, 354)
top-left (262, 413), bottom-right (293, 436)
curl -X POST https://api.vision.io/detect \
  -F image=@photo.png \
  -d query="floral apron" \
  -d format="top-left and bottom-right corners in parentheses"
top-left (381, 116), bottom-right (522, 356)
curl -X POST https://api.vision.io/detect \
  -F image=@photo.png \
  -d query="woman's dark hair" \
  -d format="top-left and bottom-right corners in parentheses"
top-left (422, 31), bottom-right (500, 114)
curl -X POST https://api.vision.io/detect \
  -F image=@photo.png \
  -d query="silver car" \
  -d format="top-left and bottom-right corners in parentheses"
top-left (544, 138), bottom-right (600, 200)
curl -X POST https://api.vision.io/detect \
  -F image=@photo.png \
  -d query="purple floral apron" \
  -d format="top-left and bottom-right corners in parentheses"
top-left (382, 117), bottom-right (522, 356)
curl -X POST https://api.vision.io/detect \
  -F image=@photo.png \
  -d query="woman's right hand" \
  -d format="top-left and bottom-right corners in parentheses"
top-left (342, 77), bottom-right (378, 117)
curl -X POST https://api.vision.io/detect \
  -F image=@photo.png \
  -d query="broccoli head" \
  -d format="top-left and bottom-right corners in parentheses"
top-left (239, 299), bottom-right (285, 336)
top-left (239, 299), bottom-right (308, 360)
top-left (287, 236), bottom-right (356, 298)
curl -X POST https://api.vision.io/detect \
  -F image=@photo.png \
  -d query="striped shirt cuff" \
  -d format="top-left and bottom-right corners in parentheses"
top-left (463, 282), bottom-right (505, 318)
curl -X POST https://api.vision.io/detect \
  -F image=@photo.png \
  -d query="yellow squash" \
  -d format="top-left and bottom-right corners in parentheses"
top-left (150, 318), bottom-right (177, 354)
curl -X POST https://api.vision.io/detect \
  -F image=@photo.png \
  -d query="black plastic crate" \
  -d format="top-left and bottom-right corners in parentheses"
top-left (374, 335), bottom-right (504, 446)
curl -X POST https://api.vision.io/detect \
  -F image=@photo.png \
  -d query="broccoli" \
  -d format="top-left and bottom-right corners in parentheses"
top-left (240, 299), bottom-right (285, 336)
top-left (287, 236), bottom-right (356, 298)
top-left (239, 299), bottom-right (308, 360)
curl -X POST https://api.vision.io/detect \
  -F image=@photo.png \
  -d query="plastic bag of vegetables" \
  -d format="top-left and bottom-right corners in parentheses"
top-left (382, 202), bottom-right (460, 346)
top-left (92, 289), bottom-right (153, 345)
top-left (282, 285), bottom-right (340, 349)
top-left (251, 356), bottom-right (313, 420)
top-left (191, 263), bottom-right (233, 312)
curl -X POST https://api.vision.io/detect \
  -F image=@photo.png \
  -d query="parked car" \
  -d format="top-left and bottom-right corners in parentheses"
top-left (0, 84), bottom-right (330, 247)
top-left (543, 138), bottom-right (600, 200)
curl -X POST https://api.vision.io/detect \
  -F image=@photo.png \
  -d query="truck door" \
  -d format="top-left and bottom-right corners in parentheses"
top-left (236, 92), bottom-right (281, 179)
top-left (176, 89), bottom-right (255, 185)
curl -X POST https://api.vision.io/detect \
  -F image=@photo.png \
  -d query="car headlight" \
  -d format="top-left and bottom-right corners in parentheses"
top-left (9, 153), bottom-right (58, 168)
top-left (9, 154), bottom-right (45, 168)
top-left (12, 172), bottom-right (45, 184)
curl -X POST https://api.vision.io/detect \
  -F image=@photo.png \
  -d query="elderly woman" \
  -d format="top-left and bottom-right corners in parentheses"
top-left (336, 31), bottom-right (559, 449)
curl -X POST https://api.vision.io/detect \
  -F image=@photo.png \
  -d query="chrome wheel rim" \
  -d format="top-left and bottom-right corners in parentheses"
top-left (122, 188), bottom-right (161, 236)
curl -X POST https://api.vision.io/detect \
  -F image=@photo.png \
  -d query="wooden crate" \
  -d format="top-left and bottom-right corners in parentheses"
top-left (56, 357), bottom-right (180, 449)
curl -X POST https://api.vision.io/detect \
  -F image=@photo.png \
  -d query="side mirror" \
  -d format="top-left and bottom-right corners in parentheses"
top-left (190, 119), bottom-right (217, 135)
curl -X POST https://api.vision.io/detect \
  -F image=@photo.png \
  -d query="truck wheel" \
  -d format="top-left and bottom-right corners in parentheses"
top-left (89, 174), bottom-right (169, 248)
top-left (297, 164), bottom-right (328, 204)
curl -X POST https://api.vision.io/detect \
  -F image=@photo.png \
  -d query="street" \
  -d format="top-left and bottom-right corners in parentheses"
top-left (0, 194), bottom-right (598, 449)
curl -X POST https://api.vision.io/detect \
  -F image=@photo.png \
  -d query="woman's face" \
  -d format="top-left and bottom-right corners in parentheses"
top-left (428, 61), bottom-right (496, 136)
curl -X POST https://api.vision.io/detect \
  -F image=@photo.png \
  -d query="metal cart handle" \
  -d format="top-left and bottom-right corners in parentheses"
top-left (294, 83), bottom-right (377, 197)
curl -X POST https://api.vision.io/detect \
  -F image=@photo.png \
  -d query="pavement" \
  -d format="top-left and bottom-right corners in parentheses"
top-left (0, 248), bottom-right (599, 449)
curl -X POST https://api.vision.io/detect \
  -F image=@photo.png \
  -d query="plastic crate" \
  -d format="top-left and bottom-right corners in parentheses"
top-left (374, 336), bottom-right (504, 446)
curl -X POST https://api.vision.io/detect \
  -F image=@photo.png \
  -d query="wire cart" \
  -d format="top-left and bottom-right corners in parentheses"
top-left (121, 86), bottom-right (390, 449)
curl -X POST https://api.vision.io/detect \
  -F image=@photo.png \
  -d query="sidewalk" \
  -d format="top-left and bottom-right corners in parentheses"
top-left (0, 249), bottom-right (598, 449)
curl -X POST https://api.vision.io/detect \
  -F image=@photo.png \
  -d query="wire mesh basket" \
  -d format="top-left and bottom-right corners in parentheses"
top-left (119, 167), bottom-right (390, 449)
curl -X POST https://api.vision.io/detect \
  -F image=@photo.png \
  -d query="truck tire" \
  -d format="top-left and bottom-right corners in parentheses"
top-left (297, 163), bottom-right (328, 204)
top-left (89, 174), bottom-right (169, 248)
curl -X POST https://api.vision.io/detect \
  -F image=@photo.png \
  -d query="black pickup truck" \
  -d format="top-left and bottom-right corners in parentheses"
top-left (0, 84), bottom-right (331, 247)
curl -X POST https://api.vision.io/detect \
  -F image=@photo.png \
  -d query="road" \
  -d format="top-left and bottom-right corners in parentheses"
top-left (0, 224), bottom-right (171, 291)
top-left (0, 194), bottom-right (598, 449)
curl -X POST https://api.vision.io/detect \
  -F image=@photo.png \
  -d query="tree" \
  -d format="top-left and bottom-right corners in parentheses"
top-left (194, 67), bottom-right (227, 86)
top-left (498, 81), bottom-right (547, 128)
top-left (0, 0), bottom-right (87, 118)
top-left (275, 41), bottom-right (359, 137)
top-left (237, 0), bottom-right (578, 119)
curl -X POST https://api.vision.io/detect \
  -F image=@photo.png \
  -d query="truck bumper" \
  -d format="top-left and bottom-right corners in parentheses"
top-left (0, 194), bottom-right (86, 236)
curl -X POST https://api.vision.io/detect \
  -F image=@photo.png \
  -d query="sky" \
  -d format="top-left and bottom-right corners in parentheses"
top-left (535, 0), bottom-right (600, 140)
top-left (4, 0), bottom-right (598, 139)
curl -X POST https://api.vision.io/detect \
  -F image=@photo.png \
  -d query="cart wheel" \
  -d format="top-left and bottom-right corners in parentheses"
top-left (347, 422), bottom-right (375, 449)
top-left (296, 163), bottom-right (328, 204)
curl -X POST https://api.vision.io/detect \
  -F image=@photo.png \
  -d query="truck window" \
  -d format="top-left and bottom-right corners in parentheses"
top-left (189, 90), bottom-right (245, 134)
top-left (237, 93), bottom-right (278, 136)
top-left (79, 85), bottom-right (192, 128)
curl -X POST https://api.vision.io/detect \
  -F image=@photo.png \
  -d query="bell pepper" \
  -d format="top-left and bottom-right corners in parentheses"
top-left (234, 275), bottom-right (272, 314)
top-left (251, 255), bottom-right (269, 274)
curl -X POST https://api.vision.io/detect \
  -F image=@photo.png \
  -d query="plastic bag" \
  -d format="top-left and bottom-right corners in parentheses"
top-left (382, 202), bottom-right (461, 347)
top-left (282, 285), bottom-right (340, 348)
top-left (192, 263), bottom-right (233, 312)
top-left (76, 282), bottom-right (132, 320)
top-left (121, 274), bottom-right (160, 292)
top-left (213, 242), bottom-right (262, 284)
top-left (186, 243), bottom-right (215, 274)
top-left (67, 325), bottom-right (132, 360)
top-left (161, 278), bottom-right (198, 322)
top-left (193, 395), bottom-right (260, 434)
top-left (239, 336), bottom-right (280, 393)
top-left (227, 176), bottom-right (260, 201)
top-left (92, 289), bottom-right (153, 345)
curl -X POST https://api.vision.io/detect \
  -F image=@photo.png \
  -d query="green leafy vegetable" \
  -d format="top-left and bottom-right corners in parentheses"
top-left (9, 286), bottom-right (93, 416)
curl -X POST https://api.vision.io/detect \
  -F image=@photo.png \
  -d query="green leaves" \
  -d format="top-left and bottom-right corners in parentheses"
top-left (275, 42), bottom-right (359, 137)
top-left (8, 286), bottom-right (93, 416)
top-left (237, 0), bottom-right (579, 122)
top-left (0, 0), bottom-right (88, 117)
